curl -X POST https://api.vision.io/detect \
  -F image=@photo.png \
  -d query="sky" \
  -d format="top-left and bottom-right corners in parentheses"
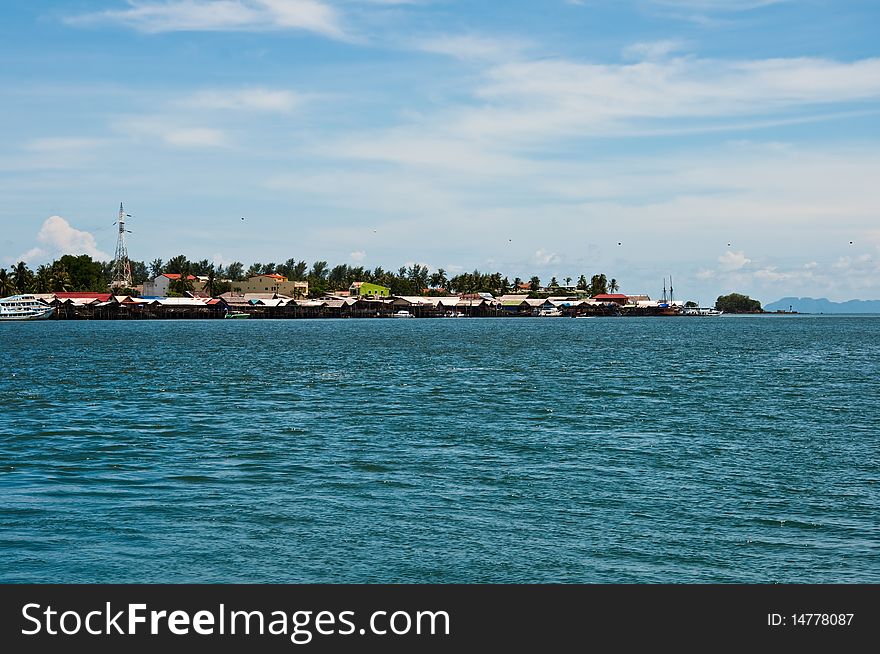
top-left (1, 0), bottom-right (879, 303)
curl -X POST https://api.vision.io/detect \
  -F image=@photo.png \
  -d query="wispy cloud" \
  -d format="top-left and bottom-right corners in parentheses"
top-left (651, 0), bottom-right (788, 10)
top-left (416, 34), bottom-right (530, 62)
top-left (443, 56), bottom-right (880, 142)
top-left (65, 0), bottom-right (347, 39)
top-left (181, 88), bottom-right (305, 112)
top-left (622, 39), bottom-right (686, 61)
top-left (114, 116), bottom-right (229, 148)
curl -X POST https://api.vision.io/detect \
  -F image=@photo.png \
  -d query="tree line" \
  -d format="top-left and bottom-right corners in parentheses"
top-left (1, 254), bottom-right (619, 299)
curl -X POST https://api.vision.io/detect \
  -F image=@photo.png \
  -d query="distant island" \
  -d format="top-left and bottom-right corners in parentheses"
top-left (765, 297), bottom-right (880, 314)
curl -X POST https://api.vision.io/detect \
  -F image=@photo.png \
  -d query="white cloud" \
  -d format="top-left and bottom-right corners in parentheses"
top-left (16, 216), bottom-right (111, 264)
top-left (182, 88), bottom-right (304, 112)
top-left (652, 0), bottom-right (788, 9)
top-left (116, 116), bottom-right (229, 148)
top-left (24, 137), bottom-right (107, 152)
top-left (459, 56), bottom-right (880, 141)
top-left (66, 0), bottom-right (346, 40)
top-left (622, 40), bottom-right (685, 61)
top-left (349, 250), bottom-right (367, 262)
top-left (533, 249), bottom-right (561, 265)
top-left (417, 34), bottom-right (529, 62)
top-left (163, 127), bottom-right (228, 148)
top-left (718, 250), bottom-right (751, 271)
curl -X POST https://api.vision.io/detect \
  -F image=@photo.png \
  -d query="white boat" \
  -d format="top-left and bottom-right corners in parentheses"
top-left (0, 295), bottom-right (55, 321)
top-left (537, 307), bottom-right (563, 317)
top-left (392, 310), bottom-right (414, 318)
top-left (682, 307), bottom-right (724, 316)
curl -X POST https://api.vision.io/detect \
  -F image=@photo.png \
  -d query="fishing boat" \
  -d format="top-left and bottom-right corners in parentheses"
top-left (0, 295), bottom-right (55, 321)
top-left (224, 311), bottom-right (250, 319)
top-left (537, 307), bottom-right (563, 317)
top-left (392, 310), bottom-right (414, 318)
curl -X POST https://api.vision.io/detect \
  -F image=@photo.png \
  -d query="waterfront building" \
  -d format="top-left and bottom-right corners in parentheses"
top-left (349, 281), bottom-right (391, 297)
top-left (591, 293), bottom-right (629, 305)
top-left (143, 273), bottom-right (204, 297)
top-left (232, 274), bottom-right (308, 298)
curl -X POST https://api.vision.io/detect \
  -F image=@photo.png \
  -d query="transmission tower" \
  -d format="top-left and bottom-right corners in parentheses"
top-left (110, 202), bottom-right (133, 290)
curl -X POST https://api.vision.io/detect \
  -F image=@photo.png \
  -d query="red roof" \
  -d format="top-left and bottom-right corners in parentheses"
top-left (592, 294), bottom-right (627, 300)
top-left (54, 292), bottom-right (113, 301)
top-left (257, 273), bottom-right (287, 280)
top-left (162, 274), bottom-right (198, 280)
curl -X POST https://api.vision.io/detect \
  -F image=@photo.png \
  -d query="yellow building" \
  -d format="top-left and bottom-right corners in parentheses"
top-left (233, 274), bottom-right (308, 298)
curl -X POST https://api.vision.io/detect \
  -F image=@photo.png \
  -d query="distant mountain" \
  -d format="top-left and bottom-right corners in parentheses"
top-left (765, 297), bottom-right (880, 314)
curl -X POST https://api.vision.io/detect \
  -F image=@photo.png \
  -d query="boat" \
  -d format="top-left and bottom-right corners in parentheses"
top-left (392, 310), bottom-right (414, 318)
top-left (537, 307), bottom-right (563, 317)
top-left (224, 311), bottom-right (250, 319)
top-left (682, 307), bottom-right (723, 316)
top-left (0, 295), bottom-right (55, 321)
top-left (443, 310), bottom-right (465, 318)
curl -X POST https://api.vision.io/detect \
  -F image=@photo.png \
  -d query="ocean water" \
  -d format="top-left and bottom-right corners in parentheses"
top-left (1, 316), bottom-right (878, 583)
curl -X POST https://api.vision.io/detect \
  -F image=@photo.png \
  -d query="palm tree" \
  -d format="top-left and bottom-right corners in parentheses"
top-left (310, 261), bottom-right (329, 280)
top-left (149, 258), bottom-right (164, 278)
top-left (0, 268), bottom-right (13, 296)
top-left (609, 278), bottom-right (619, 293)
top-left (34, 265), bottom-right (52, 293)
top-left (529, 276), bottom-right (541, 292)
top-left (565, 276), bottom-right (572, 287)
top-left (12, 262), bottom-right (34, 293)
top-left (291, 261), bottom-right (308, 281)
top-left (169, 276), bottom-right (195, 296)
top-left (50, 264), bottom-right (72, 292)
top-left (205, 267), bottom-right (217, 297)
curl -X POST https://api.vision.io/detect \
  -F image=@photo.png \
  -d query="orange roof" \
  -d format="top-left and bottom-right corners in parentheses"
top-left (162, 273), bottom-right (198, 280)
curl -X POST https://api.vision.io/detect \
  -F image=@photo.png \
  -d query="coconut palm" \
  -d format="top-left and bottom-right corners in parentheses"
top-left (12, 262), bottom-right (34, 293)
top-left (609, 278), bottom-right (619, 293)
top-left (0, 268), bottom-right (13, 296)
top-left (204, 267), bottom-right (217, 297)
top-left (50, 264), bottom-right (72, 292)
top-left (149, 258), bottom-right (164, 278)
top-left (34, 265), bottom-right (52, 293)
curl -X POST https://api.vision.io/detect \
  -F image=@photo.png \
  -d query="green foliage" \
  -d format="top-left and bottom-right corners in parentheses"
top-left (168, 276), bottom-right (195, 295)
top-left (164, 254), bottom-right (190, 275)
top-left (684, 300), bottom-right (699, 308)
top-left (56, 255), bottom-right (105, 291)
top-left (131, 261), bottom-right (149, 285)
top-left (226, 262), bottom-right (245, 281)
top-left (0, 268), bottom-right (14, 295)
top-left (589, 274), bottom-right (608, 296)
top-left (715, 293), bottom-right (762, 313)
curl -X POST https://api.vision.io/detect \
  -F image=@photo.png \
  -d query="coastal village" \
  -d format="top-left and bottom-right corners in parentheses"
top-left (12, 271), bottom-right (712, 320)
top-left (1, 204), bottom-right (747, 320)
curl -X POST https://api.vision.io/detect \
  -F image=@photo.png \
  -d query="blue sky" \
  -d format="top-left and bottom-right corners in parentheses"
top-left (2, 0), bottom-right (879, 302)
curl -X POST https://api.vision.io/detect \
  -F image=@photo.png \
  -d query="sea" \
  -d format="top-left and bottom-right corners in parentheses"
top-left (1, 316), bottom-right (878, 583)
